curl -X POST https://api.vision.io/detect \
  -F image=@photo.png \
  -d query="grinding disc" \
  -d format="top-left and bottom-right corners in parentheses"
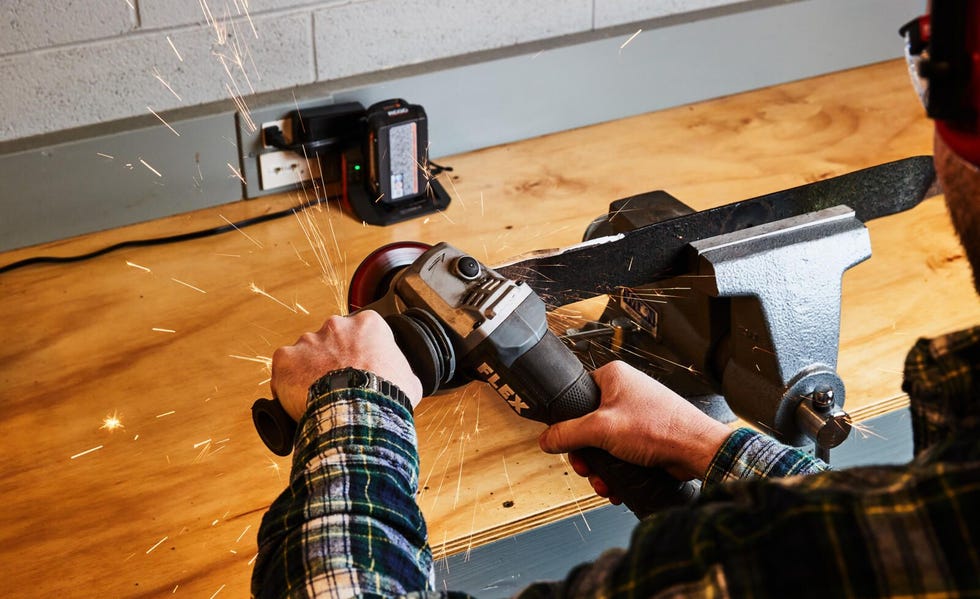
top-left (348, 241), bottom-right (431, 311)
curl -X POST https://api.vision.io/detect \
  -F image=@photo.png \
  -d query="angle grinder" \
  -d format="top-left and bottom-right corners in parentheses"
top-left (252, 241), bottom-right (699, 518)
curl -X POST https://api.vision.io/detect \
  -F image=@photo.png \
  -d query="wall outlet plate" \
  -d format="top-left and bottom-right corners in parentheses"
top-left (258, 150), bottom-right (321, 190)
top-left (235, 96), bottom-right (335, 199)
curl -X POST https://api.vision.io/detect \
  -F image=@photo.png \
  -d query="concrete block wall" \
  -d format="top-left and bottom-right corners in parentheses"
top-left (0, 0), bottom-right (750, 143)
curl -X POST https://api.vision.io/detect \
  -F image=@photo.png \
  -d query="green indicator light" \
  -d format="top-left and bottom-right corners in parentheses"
top-left (354, 164), bottom-right (361, 171)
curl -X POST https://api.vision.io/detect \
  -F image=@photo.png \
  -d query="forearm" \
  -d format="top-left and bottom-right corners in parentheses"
top-left (252, 388), bottom-right (433, 598)
top-left (702, 427), bottom-right (827, 491)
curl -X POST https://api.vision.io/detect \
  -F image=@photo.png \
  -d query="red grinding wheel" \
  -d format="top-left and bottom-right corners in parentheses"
top-left (348, 241), bottom-right (431, 312)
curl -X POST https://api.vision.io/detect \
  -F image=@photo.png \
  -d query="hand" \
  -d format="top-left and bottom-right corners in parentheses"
top-left (270, 311), bottom-right (423, 421)
top-left (538, 361), bottom-right (731, 495)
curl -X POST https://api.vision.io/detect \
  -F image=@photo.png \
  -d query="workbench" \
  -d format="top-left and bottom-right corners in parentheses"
top-left (2, 59), bottom-right (977, 597)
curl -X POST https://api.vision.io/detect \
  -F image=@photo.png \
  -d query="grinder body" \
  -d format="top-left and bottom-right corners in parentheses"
top-left (253, 242), bottom-right (698, 518)
top-left (360, 242), bottom-right (698, 517)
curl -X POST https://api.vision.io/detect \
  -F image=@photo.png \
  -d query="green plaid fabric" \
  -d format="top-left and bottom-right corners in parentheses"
top-left (253, 329), bottom-right (980, 597)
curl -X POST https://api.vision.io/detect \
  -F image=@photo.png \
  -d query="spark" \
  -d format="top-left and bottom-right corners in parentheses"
top-left (214, 252), bottom-right (241, 258)
top-left (453, 430), bottom-right (467, 510)
top-left (238, 0), bottom-right (258, 37)
top-left (463, 494), bottom-right (480, 562)
top-left (249, 282), bottom-right (297, 313)
top-left (295, 302), bottom-right (309, 315)
top-left (166, 35), bottom-right (183, 61)
top-left (229, 354), bottom-right (273, 368)
top-left (123, 0), bottom-right (134, 8)
top-left (100, 411), bottom-right (124, 432)
top-left (220, 214), bottom-right (263, 248)
top-left (69, 445), bottom-right (104, 460)
top-left (97, 152), bottom-right (114, 159)
top-left (435, 209), bottom-right (456, 224)
top-left (147, 106), bottom-right (180, 136)
top-left (290, 209), bottom-right (348, 311)
top-left (146, 536), bottom-right (168, 554)
top-left (289, 241), bottom-right (311, 267)
top-left (267, 457), bottom-right (282, 481)
top-left (235, 525), bottom-right (252, 543)
top-left (227, 83), bottom-right (256, 132)
top-left (171, 277), bottom-right (206, 294)
top-left (227, 162), bottom-right (246, 183)
top-left (172, 584), bottom-right (179, 594)
top-left (140, 158), bottom-right (163, 177)
top-left (126, 261), bottom-right (151, 272)
top-left (199, 0), bottom-right (217, 34)
top-left (615, 341), bottom-right (701, 375)
top-left (152, 327), bottom-right (177, 333)
top-left (248, 553), bottom-right (258, 565)
top-left (208, 584), bottom-right (226, 599)
top-left (156, 410), bottom-right (176, 418)
top-left (558, 455), bottom-right (592, 531)
top-left (851, 419), bottom-right (886, 441)
top-left (502, 456), bottom-right (516, 501)
top-left (153, 67), bottom-right (182, 101)
top-left (193, 440), bottom-right (213, 463)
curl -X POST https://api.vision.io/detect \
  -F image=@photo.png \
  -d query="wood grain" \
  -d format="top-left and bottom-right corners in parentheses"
top-left (2, 59), bottom-right (978, 596)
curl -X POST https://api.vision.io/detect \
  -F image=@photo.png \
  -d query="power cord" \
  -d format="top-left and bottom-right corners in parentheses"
top-left (0, 195), bottom-right (327, 275)
top-left (0, 159), bottom-right (454, 275)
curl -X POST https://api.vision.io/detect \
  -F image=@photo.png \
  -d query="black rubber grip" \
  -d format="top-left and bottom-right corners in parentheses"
top-left (548, 367), bottom-right (601, 422)
top-left (512, 332), bottom-right (699, 518)
top-left (252, 397), bottom-right (297, 456)
top-left (575, 447), bottom-right (700, 519)
top-left (550, 364), bottom-right (699, 518)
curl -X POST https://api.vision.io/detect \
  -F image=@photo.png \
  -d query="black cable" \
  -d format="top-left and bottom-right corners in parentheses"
top-left (0, 195), bottom-right (328, 275)
top-left (0, 159), bottom-right (453, 276)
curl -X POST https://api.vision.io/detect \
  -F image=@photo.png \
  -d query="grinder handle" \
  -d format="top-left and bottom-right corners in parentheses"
top-left (252, 397), bottom-right (297, 457)
top-left (512, 331), bottom-right (700, 518)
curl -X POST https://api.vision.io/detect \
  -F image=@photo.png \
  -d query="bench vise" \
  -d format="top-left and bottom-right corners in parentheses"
top-left (496, 156), bottom-right (938, 460)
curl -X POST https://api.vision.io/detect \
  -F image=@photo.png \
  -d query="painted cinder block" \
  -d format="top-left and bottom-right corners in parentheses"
top-left (138, 0), bottom-right (322, 29)
top-left (0, 0), bottom-right (136, 56)
top-left (313, 0), bottom-right (593, 80)
top-left (593, 0), bottom-right (754, 29)
top-left (0, 11), bottom-right (314, 140)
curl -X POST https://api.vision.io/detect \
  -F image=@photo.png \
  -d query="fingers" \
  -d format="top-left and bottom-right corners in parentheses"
top-left (568, 450), bottom-right (621, 505)
top-left (538, 414), bottom-right (599, 455)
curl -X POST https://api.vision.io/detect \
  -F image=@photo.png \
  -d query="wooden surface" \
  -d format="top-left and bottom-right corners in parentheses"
top-left (2, 59), bottom-right (979, 597)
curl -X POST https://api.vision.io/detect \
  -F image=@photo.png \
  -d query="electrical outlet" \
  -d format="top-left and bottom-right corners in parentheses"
top-left (261, 119), bottom-right (291, 148)
top-left (258, 150), bottom-right (321, 191)
top-left (234, 95), bottom-right (335, 199)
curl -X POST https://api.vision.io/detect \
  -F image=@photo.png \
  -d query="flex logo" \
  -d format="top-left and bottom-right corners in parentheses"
top-left (477, 362), bottom-right (530, 416)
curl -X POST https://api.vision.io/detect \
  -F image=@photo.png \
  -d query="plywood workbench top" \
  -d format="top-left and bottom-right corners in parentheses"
top-left (3, 59), bottom-right (979, 597)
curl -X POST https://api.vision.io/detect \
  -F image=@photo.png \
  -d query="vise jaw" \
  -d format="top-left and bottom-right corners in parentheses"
top-left (570, 193), bottom-right (871, 459)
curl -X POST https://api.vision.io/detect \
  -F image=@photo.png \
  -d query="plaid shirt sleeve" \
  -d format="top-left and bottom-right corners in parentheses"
top-left (251, 386), bottom-right (462, 599)
top-left (902, 326), bottom-right (980, 454)
top-left (702, 427), bottom-right (828, 489)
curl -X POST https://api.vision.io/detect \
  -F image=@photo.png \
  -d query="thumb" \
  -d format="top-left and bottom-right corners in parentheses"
top-left (538, 415), bottom-right (595, 455)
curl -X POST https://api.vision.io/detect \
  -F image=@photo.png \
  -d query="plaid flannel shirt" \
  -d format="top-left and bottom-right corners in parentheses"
top-left (253, 327), bottom-right (980, 598)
